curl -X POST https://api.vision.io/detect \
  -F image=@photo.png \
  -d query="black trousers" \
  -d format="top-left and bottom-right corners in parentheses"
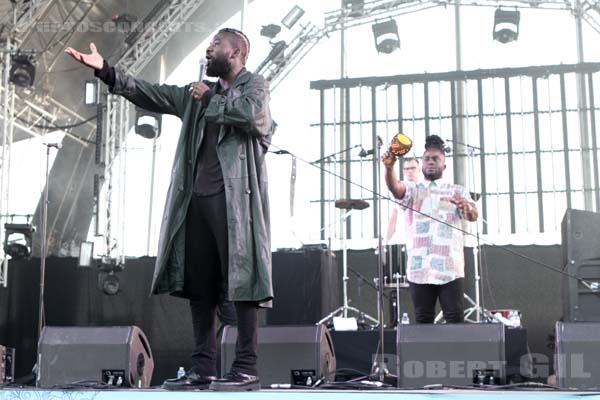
top-left (408, 278), bottom-right (464, 323)
top-left (185, 192), bottom-right (258, 377)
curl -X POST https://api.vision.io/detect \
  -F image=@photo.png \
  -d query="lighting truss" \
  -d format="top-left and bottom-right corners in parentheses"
top-left (257, 0), bottom-right (582, 91)
top-left (255, 23), bottom-right (326, 91)
top-left (1, 0), bottom-right (101, 141)
top-left (0, 0), bottom-right (209, 264)
top-left (0, 0), bottom-right (55, 48)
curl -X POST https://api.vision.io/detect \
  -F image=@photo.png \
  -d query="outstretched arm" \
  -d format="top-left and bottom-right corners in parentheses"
top-left (66, 43), bottom-right (187, 117)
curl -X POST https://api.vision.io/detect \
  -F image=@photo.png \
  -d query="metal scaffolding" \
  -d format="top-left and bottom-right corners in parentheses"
top-left (98, 0), bottom-right (208, 260)
top-left (0, 47), bottom-right (15, 286)
top-left (2, 0), bottom-right (600, 270)
top-left (0, 0), bottom-right (208, 277)
top-left (256, 0), bottom-right (596, 91)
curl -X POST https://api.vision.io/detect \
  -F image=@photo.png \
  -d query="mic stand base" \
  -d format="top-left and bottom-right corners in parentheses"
top-left (316, 305), bottom-right (379, 328)
top-left (369, 361), bottom-right (397, 387)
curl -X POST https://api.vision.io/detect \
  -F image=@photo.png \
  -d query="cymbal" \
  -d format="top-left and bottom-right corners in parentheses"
top-left (335, 199), bottom-right (370, 210)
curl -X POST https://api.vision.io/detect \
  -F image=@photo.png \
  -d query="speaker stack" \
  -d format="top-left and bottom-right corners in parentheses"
top-left (37, 326), bottom-right (154, 388)
top-left (561, 208), bottom-right (600, 322)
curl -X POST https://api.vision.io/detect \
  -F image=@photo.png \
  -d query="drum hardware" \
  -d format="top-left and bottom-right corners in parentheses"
top-left (317, 199), bottom-right (379, 328)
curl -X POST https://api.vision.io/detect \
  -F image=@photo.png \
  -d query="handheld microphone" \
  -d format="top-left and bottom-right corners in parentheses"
top-left (45, 143), bottom-right (62, 149)
top-left (198, 58), bottom-right (207, 82)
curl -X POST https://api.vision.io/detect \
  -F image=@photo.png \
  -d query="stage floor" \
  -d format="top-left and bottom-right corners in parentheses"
top-left (1, 388), bottom-right (599, 400)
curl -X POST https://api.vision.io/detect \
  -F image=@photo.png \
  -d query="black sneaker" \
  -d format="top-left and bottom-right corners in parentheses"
top-left (209, 371), bottom-right (260, 391)
top-left (162, 372), bottom-right (216, 391)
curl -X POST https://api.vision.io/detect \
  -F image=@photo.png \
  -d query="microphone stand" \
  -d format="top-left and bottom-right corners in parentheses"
top-left (38, 143), bottom-right (60, 338)
top-left (311, 144), bottom-right (361, 164)
top-left (370, 137), bottom-right (395, 384)
top-left (446, 139), bottom-right (487, 323)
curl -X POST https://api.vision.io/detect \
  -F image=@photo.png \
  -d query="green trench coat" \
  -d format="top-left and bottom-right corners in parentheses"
top-left (110, 68), bottom-right (274, 306)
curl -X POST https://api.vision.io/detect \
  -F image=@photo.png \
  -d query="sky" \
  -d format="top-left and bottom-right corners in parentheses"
top-left (7, 0), bottom-right (600, 257)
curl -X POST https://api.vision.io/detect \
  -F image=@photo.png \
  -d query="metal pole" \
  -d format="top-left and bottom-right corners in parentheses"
top-left (118, 100), bottom-right (129, 260)
top-left (240, 0), bottom-right (248, 32)
top-left (0, 44), bottom-right (14, 286)
top-left (454, 0), bottom-right (478, 320)
top-left (39, 144), bottom-right (58, 337)
top-left (372, 138), bottom-right (388, 381)
top-left (342, 212), bottom-right (350, 317)
top-left (0, 49), bottom-right (9, 241)
top-left (574, 0), bottom-right (593, 210)
top-left (146, 138), bottom-right (158, 255)
top-left (340, 0), bottom-right (348, 239)
top-left (453, 0), bottom-right (467, 187)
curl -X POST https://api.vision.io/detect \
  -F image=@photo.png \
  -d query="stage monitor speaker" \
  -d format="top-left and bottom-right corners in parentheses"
top-left (397, 323), bottom-right (505, 388)
top-left (555, 321), bottom-right (600, 389)
top-left (37, 326), bottom-right (154, 388)
top-left (221, 324), bottom-right (336, 387)
top-left (561, 209), bottom-right (600, 322)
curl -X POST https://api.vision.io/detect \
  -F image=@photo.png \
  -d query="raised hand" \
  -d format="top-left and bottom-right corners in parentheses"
top-left (65, 43), bottom-right (104, 70)
top-left (381, 150), bottom-right (397, 168)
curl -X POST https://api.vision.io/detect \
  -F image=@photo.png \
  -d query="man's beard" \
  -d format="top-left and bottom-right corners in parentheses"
top-left (206, 55), bottom-right (232, 78)
top-left (423, 169), bottom-right (443, 181)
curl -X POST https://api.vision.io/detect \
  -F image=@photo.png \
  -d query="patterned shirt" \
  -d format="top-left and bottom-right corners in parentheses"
top-left (401, 180), bottom-right (470, 285)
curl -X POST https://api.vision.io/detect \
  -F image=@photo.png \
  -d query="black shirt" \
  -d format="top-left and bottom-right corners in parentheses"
top-left (193, 85), bottom-right (226, 196)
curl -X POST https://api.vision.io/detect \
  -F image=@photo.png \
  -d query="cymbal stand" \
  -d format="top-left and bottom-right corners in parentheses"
top-left (317, 209), bottom-right (379, 327)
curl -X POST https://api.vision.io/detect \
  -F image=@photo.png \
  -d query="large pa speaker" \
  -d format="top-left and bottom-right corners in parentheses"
top-left (561, 209), bottom-right (600, 322)
top-left (221, 324), bottom-right (336, 387)
top-left (555, 321), bottom-right (600, 389)
top-left (37, 326), bottom-right (154, 388)
top-left (268, 247), bottom-right (339, 325)
top-left (397, 323), bottom-right (505, 388)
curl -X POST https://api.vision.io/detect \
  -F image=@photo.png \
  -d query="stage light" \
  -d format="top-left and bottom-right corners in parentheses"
top-left (281, 5), bottom-right (305, 29)
top-left (260, 24), bottom-right (281, 39)
top-left (343, 0), bottom-right (365, 16)
top-left (84, 80), bottom-right (98, 106)
top-left (267, 41), bottom-right (287, 66)
top-left (493, 8), bottom-right (520, 44)
top-left (3, 223), bottom-right (35, 260)
top-left (9, 54), bottom-right (36, 87)
top-left (135, 108), bottom-right (161, 139)
top-left (112, 13), bottom-right (138, 34)
top-left (78, 241), bottom-right (94, 267)
top-left (372, 20), bottom-right (400, 54)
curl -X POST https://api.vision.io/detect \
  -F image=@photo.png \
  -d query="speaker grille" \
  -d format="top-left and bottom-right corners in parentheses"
top-left (37, 326), bottom-right (154, 388)
top-left (221, 325), bottom-right (336, 387)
